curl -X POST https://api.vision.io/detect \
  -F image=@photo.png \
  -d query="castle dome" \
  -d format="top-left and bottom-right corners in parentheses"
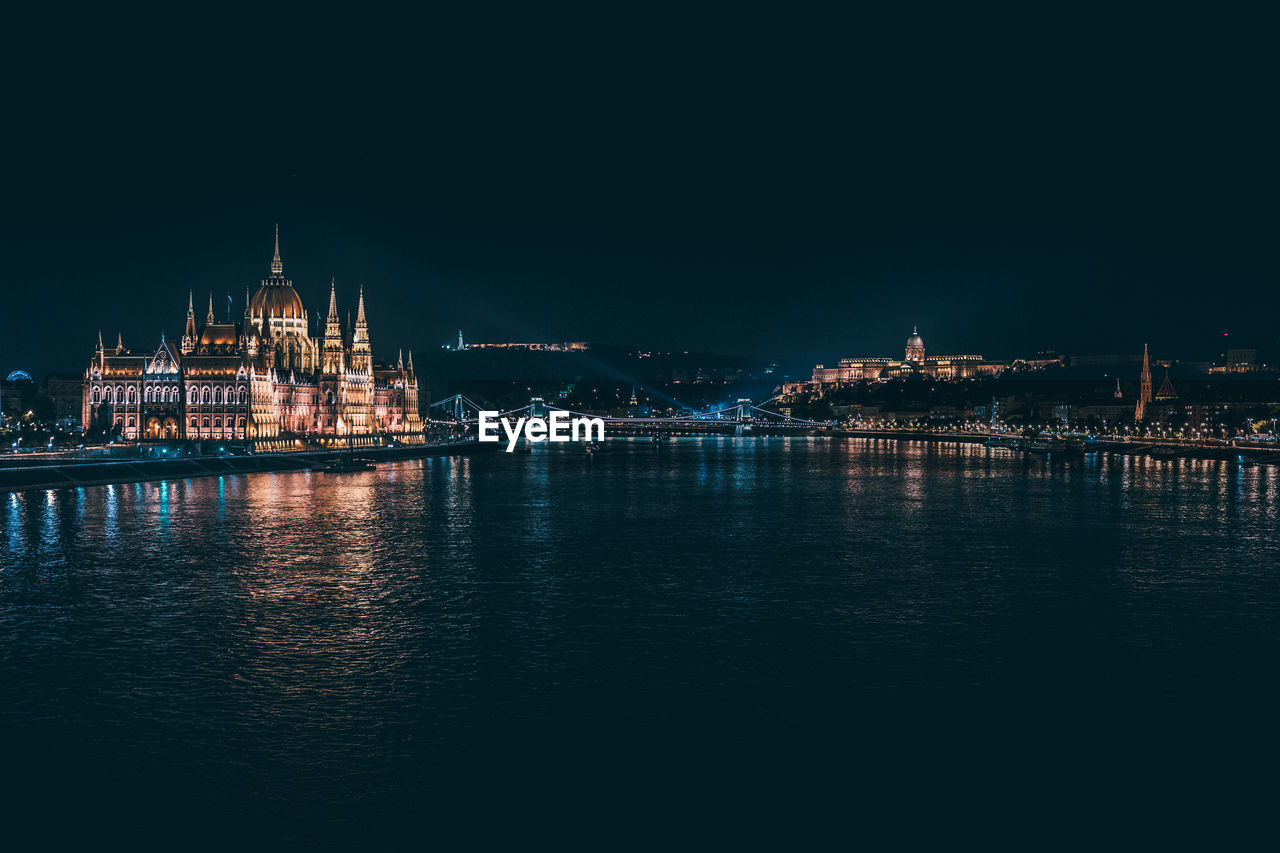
top-left (906, 327), bottom-right (924, 348)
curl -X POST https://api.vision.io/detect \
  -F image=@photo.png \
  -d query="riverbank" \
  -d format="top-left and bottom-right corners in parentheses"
top-left (834, 429), bottom-right (1280, 465)
top-left (0, 440), bottom-right (493, 493)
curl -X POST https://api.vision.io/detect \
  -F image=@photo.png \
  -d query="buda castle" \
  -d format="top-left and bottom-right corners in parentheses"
top-left (804, 327), bottom-right (1006, 389)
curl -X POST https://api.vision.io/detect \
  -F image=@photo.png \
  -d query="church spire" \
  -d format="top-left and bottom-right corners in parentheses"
top-left (1135, 343), bottom-right (1153, 421)
top-left (407, 349), bottom-right (414, 374)
top-left (116, 332), bottom-right (124, 353)
top-left (327, 278), bottom-right (339, 323)
top-left (397, 348), bottom-right (404, 370)
top-left (271, 224), bottom-right (283, 275)
top-left (206, 292), bottom-right (215, 324)
top-left (356, 284), bottom-right (367, 328)
top-left (97, 329), bottom-right (104, 352)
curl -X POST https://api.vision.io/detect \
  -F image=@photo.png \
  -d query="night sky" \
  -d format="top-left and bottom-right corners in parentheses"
top-left (3, 9), bottom-right (1275, 378)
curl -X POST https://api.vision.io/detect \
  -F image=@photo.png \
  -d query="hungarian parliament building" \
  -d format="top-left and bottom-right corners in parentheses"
top-left (82, 230), bottom-right (424, 446)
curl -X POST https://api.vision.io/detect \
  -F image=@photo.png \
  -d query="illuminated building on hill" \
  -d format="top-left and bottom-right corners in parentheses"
top-left (808, 327), bottom-right (1006, 387)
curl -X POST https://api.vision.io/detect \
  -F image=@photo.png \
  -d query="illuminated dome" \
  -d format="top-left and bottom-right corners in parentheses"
top-left (250, 226), bottom-right (306, 319)
top-left (906, 327), bottom-right (924, 348)
top-left (250, 282), bottom-right (306, 319)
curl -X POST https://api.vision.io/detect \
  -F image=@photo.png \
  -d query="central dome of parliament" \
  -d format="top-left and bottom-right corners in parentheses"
top-left (249, 227), bottom-right (306, 320)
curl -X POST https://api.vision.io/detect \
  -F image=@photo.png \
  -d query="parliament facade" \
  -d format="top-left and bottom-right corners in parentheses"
top-left (82, 230), bottom-right (424, 445)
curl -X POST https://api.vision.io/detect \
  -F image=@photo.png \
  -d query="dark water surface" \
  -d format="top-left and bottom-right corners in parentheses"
top-left (4, 438), bottom-right (1279, 842)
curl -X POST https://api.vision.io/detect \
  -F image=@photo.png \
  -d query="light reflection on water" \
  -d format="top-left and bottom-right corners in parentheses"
top-left (2, 437), bottom-right (1280, 831)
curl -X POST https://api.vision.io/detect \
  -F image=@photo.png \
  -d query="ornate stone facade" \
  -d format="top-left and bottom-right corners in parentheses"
top-left (82, 229), bottom-right (424, 444)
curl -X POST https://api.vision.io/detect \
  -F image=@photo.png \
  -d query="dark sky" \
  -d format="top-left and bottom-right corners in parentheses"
top-left (3, 8), bottom-right (1275, 378)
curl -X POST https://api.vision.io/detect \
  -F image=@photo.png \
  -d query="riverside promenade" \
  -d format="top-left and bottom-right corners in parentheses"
top-left (0, 439), bottom-right (492, 493)
top-left (834, 428), bottom-right (1280, 464)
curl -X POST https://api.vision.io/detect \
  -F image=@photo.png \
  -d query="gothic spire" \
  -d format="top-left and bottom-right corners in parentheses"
top-left (271, 224), bottom-right (283, 275)
top-left (356, 284), bottom-right (367, 327)
top-left (116, 332), bottom-right (124, 352)
top-left (206, 292), bottom-right (215, 324)
top-left (1136, 343), bottom-right (1153, 422)
top-left (407, 349), bottom-right (414, 373)
top-left (327, 278), bottom-right (339, 323)
top-left (397, 348), bottom-right (404, 369)
top-left (97, 329), bottom-right (104, 352)
top-left (183, 290), bottom-right (197, 352)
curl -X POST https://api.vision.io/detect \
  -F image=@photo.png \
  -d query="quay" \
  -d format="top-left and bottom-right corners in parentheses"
top-left (0, 439), bottom-right (492, 493)
top-left (835, 429), bottom-right (1280, 465)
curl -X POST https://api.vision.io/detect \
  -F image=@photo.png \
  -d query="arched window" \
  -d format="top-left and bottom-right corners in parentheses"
top-left (190, 417), bottom-right (198, 429)
top-left (115, 385), bottom-right (125, 402)
top-left (238, 417), bottom-right (246, 428)
top-left (143, 387), bottom-right (151, 403)
top-left (201, 387), bottom-right (211, 404)
top-left (126, 386), bottom-right (135, 404)
top-left (213, 387), bottom-right (222, 404)
top-left (214, 417), bottom-right (222, 428)
top-left (92, 386), bottom-right (101, 403)
top-left (202, 417), bottom-right (210, 427)
top-left (238, 387), bottom-right (248, 404)
top-left (127, 417), bottom-right (135, 427)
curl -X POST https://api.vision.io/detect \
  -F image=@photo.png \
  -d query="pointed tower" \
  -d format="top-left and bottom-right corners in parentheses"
top-left (1135, 343), bottom-right (1153, 421)
top-left (271, 223), bottom-right (283, 275)
top-left (406, 349), bottom-right (414, 377)
top-left (206, 292), bottom-right (216, 325)
top-left (397, 348), bottom-right (404, 371)
top-left (1114, 378), bottom-right (1123, 399)
top-left (351, 285), bottom-right (372, 374)
top-left (116, 332), bottom-right (124, 353)
top-left (1155, 367), bottom-right (1178, 401)
top-left (322, 278), bottom-right (345, 374)
top-left (180, 291), bottom-right (197, 354)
